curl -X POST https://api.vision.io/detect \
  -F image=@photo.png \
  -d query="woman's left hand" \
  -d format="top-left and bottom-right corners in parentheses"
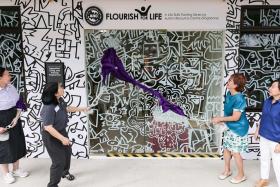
top-left (275, 144), bottom-right (280, 153)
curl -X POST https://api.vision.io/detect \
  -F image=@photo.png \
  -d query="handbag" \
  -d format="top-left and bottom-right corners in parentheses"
top-left (0, 132), bottom-right (9, 141)
top-left (0, 123), bottom-right (13, 141)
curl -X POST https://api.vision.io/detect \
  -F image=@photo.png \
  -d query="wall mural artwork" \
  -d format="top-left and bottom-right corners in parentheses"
top-left (85, 30), bottom-right (224, 153)
top-left (240, 6), bottom-right (280, 111)
top-left (242, 7), bottom-right (280, 27)
top-left (240, 33), bottom-right (280, 110)
top-left (0, 8), bottom-right (19, 27)
top-left (0, 6), bottom-right (25, 95)
top-left (0, 0), bottom-right (276, 158)
top-left (8, 0), bottom-right (89, 158)
top-left (225, 0), bottom-right (274, 80)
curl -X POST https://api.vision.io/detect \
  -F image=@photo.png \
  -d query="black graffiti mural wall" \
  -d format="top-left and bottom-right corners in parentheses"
top-left (240, 5), bottom-right (280, 111)
top-left (0, 6), bottom-right (25, 96)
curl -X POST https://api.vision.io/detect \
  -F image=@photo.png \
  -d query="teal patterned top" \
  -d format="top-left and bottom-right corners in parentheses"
top-left (224, 91), bottom-right (249, 137)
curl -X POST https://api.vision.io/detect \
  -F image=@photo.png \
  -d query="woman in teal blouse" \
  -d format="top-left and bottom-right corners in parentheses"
top-left (212, 73), bottom-right (249, 184)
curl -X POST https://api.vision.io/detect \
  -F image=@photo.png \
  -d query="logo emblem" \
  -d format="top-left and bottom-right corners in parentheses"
top-left (85, 6), bottom-right (103, 26)
top-left (135, 5), bottom-right (151, 19)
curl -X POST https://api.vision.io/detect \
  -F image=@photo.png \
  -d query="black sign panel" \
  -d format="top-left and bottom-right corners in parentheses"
top-left (45, 63), bottom-right (65, 87)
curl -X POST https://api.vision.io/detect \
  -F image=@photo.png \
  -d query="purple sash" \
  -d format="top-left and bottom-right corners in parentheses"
top-left (101, 48), bottom-right (185, 116)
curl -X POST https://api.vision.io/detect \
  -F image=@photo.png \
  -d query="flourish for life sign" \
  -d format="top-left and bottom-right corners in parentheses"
top-left (83, 0), bottom-right (227, 30)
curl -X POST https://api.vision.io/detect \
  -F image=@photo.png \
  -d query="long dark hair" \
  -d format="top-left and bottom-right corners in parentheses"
top-left (42, 82), bottom-right (59, 105)
top-left (0, 67), bottom-right (6, 77)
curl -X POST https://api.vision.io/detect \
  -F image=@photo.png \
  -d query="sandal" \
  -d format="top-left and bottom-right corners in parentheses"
top-left (62, 172), bottom-right (75, 181)
top-left (218, 172), bottom-right (232, 180)
top-left (255, 179), bottom-right (269, 187)
top-left (230, 176), bottom-right (247, 184)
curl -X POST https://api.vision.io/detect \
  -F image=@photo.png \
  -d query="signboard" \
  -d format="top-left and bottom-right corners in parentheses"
top-left (45, 63), bottom-right (65, 87)
top-left (83, 0), bottom-right (227, 30)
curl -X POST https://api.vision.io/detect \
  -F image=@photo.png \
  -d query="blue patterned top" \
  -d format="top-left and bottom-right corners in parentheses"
top-left (259, 97), bottom-right (280, 143)
top-left (224, 91), bottom-right (249, 137)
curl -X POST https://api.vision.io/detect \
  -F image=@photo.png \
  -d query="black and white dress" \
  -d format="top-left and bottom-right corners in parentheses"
top-left (0, 84), bottom-right (27, 164)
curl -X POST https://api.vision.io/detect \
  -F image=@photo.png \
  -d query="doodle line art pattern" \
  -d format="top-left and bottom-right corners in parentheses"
top-left (240, 5), bottom-right (280, 110)
top-left (85, 30), bottom-right (224, 153)
top-left (240, 33), bottom-right (280, 110)
top-left (7, 0), bottom-right (89, 158)
top-left (243, 8), bottom-right (280, 27)
top-left (225, 0), bottom-right (280, 159)
top-left (0, 6), bottom-right (25, 96)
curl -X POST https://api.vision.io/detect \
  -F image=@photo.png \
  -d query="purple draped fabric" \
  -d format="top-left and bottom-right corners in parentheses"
top-left (101, 48), bottom-right (185, 116)
top-left (16, 96), bottom-right (27, 111)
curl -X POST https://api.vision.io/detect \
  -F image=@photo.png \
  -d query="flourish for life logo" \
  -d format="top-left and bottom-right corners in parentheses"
top-left (85, 6), bottom-right (103, 26)
top-left (85, 5), bottom-right (161, 23)
top-left (135, 5), bottom-right (151, 19)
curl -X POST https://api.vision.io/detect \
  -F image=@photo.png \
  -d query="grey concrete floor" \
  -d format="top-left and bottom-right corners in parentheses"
top-left (0, 157), bottom-right (278, 187)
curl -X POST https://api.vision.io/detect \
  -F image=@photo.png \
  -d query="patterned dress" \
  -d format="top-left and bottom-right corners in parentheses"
top-left (223, 91), bottom-right (249, 153)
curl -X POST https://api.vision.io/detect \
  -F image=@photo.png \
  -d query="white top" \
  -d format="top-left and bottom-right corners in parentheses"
top-left (0, 84), bottom-right (19, 110)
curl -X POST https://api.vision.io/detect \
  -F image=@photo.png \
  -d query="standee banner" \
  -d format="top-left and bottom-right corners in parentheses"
top-left (83, 0), bottom-right (227, 30)
top-left (45, 63), bottom-right (65, 87)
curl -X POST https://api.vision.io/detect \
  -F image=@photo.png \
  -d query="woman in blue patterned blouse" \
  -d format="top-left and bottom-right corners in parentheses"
top-left (212, 73), bottom-right (249, 184)
top-left (254, 79), bottom-right (280, 187)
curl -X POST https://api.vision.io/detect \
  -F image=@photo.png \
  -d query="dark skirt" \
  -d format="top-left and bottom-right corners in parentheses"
top-left (0, 107), bottom-right (27, 164)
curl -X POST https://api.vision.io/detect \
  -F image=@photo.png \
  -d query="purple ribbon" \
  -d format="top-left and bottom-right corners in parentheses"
top-left (101, 48), bottom-right (185, 116)
top-left (16, 96), bottom-right (27, 111)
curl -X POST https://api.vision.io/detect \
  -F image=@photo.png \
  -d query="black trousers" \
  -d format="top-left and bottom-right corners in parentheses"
top-left (42, 130), bottom-right (71, 187)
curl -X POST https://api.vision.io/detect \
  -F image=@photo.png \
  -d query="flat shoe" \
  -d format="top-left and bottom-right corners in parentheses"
top-left (230, 176), bottom-right (247, 184)
top-left (255, 179), bottom-right (269, 187)
top-left (218, 172), bottom-right (232, 180)
top-left (62, 172), bottom-right (75, 181)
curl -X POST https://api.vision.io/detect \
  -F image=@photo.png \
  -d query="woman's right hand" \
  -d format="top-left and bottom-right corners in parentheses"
top-left (212, 117), bottom-right (222, 124)
top-left (61, 137), bottom-right (71, 146)
top-left (0, 127), bottom-right (6, 134)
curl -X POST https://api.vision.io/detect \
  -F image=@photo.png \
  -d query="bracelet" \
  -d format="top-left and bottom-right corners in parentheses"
top-left (6, 123), bottom-right (13, 129)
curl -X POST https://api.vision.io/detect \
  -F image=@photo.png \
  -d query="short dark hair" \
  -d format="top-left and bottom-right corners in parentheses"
top-left (42, 82), bottom-right (59, 105)
top-left (270, 79), bottom-right (280, 90)
top-left (230, 73), bottom-right (247, 92)
top-left (0, 67), bottom-right (6, 77)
